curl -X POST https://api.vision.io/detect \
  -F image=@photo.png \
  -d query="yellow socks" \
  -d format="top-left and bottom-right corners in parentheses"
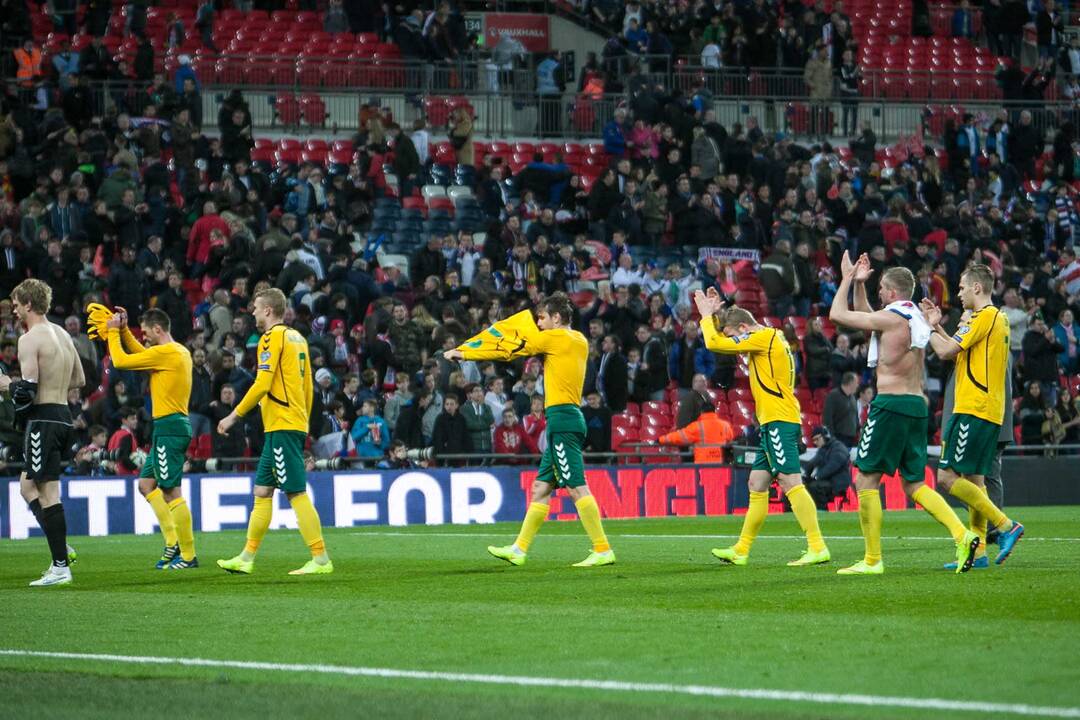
top-left (912, 485), bottom-right (967, 543)
top-left (967, 484), bottom-right (988, 557)
top-left (786, 484), bottom-right (827, 553)
top-left (290, 493), bottom-right (328, 562)
top-left (242, 495), bottom-right (273, 560)
top-left (145, 488), bottom-right (177, 547)
top-left (575, 496), bottom-right (611, 553)
top-left (168, 497), bottom-right (196, 561)
top-left (514, 502), bottom-right (549, 553)
top-left (949, 478), bottom-right (1009, 531)
top-left (857, 489), bottom-right (883, 565)
top-left (733, 491), bottom-right (769, 556)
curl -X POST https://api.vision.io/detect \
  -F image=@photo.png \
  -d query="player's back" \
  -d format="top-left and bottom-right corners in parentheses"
top-left (26, 323), bottom-right (76, 405)
top-left (742, 327), bottom-right (801, 425)
top-left (536, 328), bottom-right (588, 408)
top-left (258, 324), bottom-right (312, 432)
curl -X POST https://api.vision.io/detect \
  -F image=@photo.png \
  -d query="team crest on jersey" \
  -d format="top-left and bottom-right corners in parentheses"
top-left (956, 326), bottom-right (970, 336)
top-left (259, 351), bottom-right (271, 362)
top-left (732, 332), bottom-right (751, 344)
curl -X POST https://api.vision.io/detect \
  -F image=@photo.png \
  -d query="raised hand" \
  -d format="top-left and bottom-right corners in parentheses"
top-left (840, 251), bottom-right (856, 280)
top-left (693, 290), bottom-right (717, 318)
top-left (919, 298), bottom-right (942, 327)
top-left (853, 253), bottom-right (873, 282)
top-left (706, 286), bottom-right (725, 310)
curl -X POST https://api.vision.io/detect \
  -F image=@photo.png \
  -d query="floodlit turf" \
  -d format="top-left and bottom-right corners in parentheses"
top-left (2, 506), bottom-right (1079, 719)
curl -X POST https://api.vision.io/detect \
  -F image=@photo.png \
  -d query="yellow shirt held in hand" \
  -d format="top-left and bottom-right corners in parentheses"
top-left (106, 327), bottom-right (192, 419)
top-left (235, 323), bottom-right (313, 433)
top-left (457, 310), bottom-right (588, 408)
top-left (700, 319), bottom-right (802, 425)
top-left (952, 305), bottom-right (1010, 425)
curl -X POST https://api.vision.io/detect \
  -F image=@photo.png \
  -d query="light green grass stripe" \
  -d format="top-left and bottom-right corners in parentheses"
top-left (2, 650), bottom-right (1077, 718)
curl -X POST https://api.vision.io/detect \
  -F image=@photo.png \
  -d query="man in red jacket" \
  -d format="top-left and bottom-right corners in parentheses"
top-left (186, 201), bottom-right (230, 276)
top-left (493, 409), bottom-right (536, 464)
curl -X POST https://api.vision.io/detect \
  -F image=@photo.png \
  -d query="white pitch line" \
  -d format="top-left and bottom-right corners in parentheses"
top-left (347, 531), bottom-right (1080, 542)
top-left (0, 649), bottom-right (1076, 718)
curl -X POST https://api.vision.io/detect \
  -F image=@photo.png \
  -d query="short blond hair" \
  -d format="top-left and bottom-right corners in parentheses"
top-left (254, 288), bottom-right (287, 318)
top-left (962, 264), bottom-right (994, 295)
top-left (881, 267), bottom-right (915, 299)
top-left (721, 306), bottom-right (757, 328)
top-left (12, 279), bottom-right (52, 315)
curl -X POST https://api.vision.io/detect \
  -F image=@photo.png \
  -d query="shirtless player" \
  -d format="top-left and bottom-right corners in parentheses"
top-left (0, 279), bottom-right (84, 586)
top-left (829, 253), bottom-right (980, 575)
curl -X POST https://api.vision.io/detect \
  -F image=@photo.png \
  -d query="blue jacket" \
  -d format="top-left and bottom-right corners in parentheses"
top-left (951, 9), bottom-right (973, 38)
top-left (174, 64), bottom-right (200, 93)
top-left (603, 120), bottom-right (627, 156)
top-left (351, 415), bottom-right (391, 458)
top-left (668, 337), bottom-right (717, 381)
top-left (536, 58), bottom-right (560, 94)
top-left (1052, 322), bottom-right (1079, 373)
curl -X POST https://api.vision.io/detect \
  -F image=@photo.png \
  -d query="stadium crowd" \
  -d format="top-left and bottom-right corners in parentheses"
top-left (1, 0), bottom-right (1080, 476)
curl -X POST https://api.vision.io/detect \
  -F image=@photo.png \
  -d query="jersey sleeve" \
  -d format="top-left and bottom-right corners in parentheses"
top-left (119, 326), bottom-right (147, 354)
top-left (107, 329), bottom-right (169, 371)
top-left (953, 310), bottom-right (994, 350)
top-left (235, 329), bottom-right (280, 417)
top-left (700, 320), bottom-right (770, 354)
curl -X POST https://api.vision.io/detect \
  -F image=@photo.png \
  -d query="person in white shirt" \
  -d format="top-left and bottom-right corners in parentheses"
top-left (610, 253), bottom-right (648, 288)
top-left (1056, 247), bottom-right (1080, 295)
top-left (484, 376), bottom-right (510, 420)
top-left (701, 42), bottom-right (722, 69)
top-left (410, 119), bottom-right (431, 166)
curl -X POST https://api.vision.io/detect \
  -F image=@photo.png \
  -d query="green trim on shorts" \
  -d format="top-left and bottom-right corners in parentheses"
top-left (537, 404), bottom-right (587, 488)
top-left (139, 413), bottom-right (192, 489)
top-left (255, 430), bottom-right (308, 494)
top-left (854, 394), bottom-right (928, 482)
top-left (752, 421), bottom-right (802, 476)
top-left (940, 413), bottom-right (999, 477)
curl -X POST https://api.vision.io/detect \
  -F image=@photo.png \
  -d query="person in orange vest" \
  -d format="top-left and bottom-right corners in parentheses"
top-left (13, 39), bottom-right (43, 88)
top-left (656, 400), bottom-right (735, 463)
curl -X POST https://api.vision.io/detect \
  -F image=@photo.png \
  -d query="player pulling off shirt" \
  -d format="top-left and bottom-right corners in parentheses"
top-left (105, 307), bottom-right (197, 569)
top-left (445, 293), bottom-right (614, 567)
top-left (694, 287), bottom-right (831, 567)
top-left (216, 288), bottom-right (332, 576)
top-left (921, 264), bottom-right (1025, 568)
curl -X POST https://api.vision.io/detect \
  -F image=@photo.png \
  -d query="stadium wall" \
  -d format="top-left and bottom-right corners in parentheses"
top-left (0, 461), bottom-right (1072, 539)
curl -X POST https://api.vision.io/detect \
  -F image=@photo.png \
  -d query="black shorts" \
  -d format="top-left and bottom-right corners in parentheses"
top-left (23, 404), bottom-right (74, 482)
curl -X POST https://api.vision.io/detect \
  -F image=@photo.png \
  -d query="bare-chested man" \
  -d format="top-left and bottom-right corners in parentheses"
top-left (0, 279), bottom-right (84, 586)
top-left (829, 253), bottom-right (979, 575)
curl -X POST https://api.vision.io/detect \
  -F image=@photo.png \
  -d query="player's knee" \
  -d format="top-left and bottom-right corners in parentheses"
top-left (137, 478), bottom-right (156, 496)
top-left (853, 472), bottom-right (879, 491)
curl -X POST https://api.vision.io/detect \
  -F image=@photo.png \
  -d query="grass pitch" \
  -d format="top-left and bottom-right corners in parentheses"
top-left (1, 506), bottom-right (1079, 719)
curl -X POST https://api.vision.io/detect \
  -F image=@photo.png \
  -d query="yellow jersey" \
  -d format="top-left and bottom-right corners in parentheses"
top-left (459, 316), bottom-right (587, 408)
top-left (952, 304), bottom-right (1010, 425)
top-left (235, 323), bottom-right (313, 433)
top-left (700, 320), bottom-right (802, 425)
top-left (107, 327), bottom-right (192, 419)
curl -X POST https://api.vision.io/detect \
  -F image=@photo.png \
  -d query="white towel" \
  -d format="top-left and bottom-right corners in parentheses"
top-left (866, 300), bottom-right (933, 368)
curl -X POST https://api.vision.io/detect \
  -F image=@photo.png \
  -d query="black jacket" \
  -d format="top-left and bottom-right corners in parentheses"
top-left (597, 351), bottom-right (629, 412)
top-left (1022, 329), bottom-right (1065, 382)
top-left (805, 438), bottom-right (851, 495)
top-left (155, 287), bottom-right (193, 341)
top-left (822, 388), bottom-right (859, 443)
top-left (433, 411), bottom-right (472, 458)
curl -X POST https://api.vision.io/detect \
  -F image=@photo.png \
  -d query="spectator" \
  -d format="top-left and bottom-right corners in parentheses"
top-left (484, 376), bottom-right (510, 420)
top-left (760, 239), bottom-right (798, 318)
top-left (189, 348), bottom-right (213, 437)
top-left (108, 246), bottom-right (145, 317)
top-left (173, 54), bottom-right (198, 94)
top-left (1035, 0), bottom-right (1063, 60)
top-left (382, 373), bottom-right (413, 432)
top-left (838, 49), bottom-right (861, 136)
top-left (582, 390), bottom-right (612, 453)
top-left (803, 317), bottom-right (833, 390)
top-left (657, 400), bottom-right (734, 461)
top-left (1023, 313), bottom-right (1065, 406)
top-left (597, 334), bottom-right (629, 412)
top-left (1052, 308), bottom-right (1080, 375)
top-left (106, 407), bottom-right (141, 475)
top-left (951, 0), bottom-right (975, 39)
top-left (493, 409), bottom-right (535, 462)
top-left (1017, 381), bottom-right (1048, 449)
top-left (432, 396), bottom-right (471, 463)
top-left (351, 399), bottom-right (391, 461)
top-left (462, 383), bottom-right (495, 455)
top-left (450, 106), bottom-right (474, 167)
top-left (830, 334), bottom-right (862, 387)
top-left (325, 0), bottom-right (349, 33)
top-left (603, 108), bottom-right (630, 158)
top-left (803, 426), bottom-right (852, 509)
top-left (388, 302), bottom-right (426, 375)
top-left (668, 321), bottom-right (716, 389)
top-left (822, 371), bottom-right (860, 448)
top-left (803, 45), bottom-right (833, 137)
top-left (195, 0), bottom-right (215, 50)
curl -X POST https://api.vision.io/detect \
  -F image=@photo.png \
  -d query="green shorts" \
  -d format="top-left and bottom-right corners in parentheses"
top-left (536, 404), bottom-right (587, 488)
top-left (139, 413), bottom-right (192, 490)
top-left (255, 430), bottom-right (308, 494)
top-left (939, 413), bottom-right (999, 477)
top-left (752, 421), bottom-right (802, 476)
top-left (855, 394), bottom-right (928, 482)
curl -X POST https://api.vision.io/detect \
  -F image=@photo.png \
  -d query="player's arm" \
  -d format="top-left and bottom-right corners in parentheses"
top-left (234, 333), bottom-right (280, 417)
top-left (17, 332), bottom-right (39, 382)
top-left (830, 253), bottom-right (896, 332)
top-left (119, 325), bottom-right (147, 353)
top-left (304, 345), bottom-right (313, 421)
top-left (852, 279), bottom-right (873, 313)
top-left (106, 328), bottom-right (168, 370)
top-left (66, 333), bottom-right (85, 389)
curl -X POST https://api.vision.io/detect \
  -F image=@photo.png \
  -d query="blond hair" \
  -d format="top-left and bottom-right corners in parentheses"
top-left (721, 306), bottom-right (757, 328)
top-left (254, 288), bottom-right (287, 318)
top-left (962, 263), bottom-right (995, 295)
top-left (881, 267), bottom-right (915, 299)
top-left (12, 279), bottom-right (51, 315)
